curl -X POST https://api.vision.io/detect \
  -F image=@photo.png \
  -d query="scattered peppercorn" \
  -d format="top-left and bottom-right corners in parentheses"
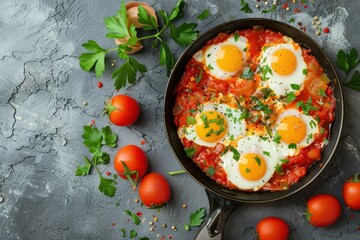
top-left (97, 82), bottom-right (103, 88)
top-left (91, 120), bottom-right (95, 125)
top-left (134, 198), bottom-right (139, 203)
top-left (149, 221), bottom-right (154, 225)
top-left (153, 217), bottom-right (158, 222)
top-left (150, 227), bottom-right (154, 231)
top-left (105, 171), bottom-right (111, 176)
top-left (323, 27), bottom-right (330, 33)
top-left (182, 203), bottom-right (187, 208)
top-left (162, 224), bottom-right (167, 228)
top-left (83, 101), bottom-right (88, 106)
top-left (171, 226), bottom-right (177, 231)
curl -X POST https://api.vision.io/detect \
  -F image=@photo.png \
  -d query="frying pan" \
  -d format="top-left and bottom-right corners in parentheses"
top-left (164, 19), bottom-right (344, 240)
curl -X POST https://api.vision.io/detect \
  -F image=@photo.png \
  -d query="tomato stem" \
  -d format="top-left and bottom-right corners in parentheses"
top-left (167, 170), bottom-right (187, 176)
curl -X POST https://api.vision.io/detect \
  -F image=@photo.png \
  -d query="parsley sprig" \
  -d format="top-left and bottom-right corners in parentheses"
top-left (75, 125), bottom-right (118, 197)
top-left (336, 48), bottom-right (360, 91)
top-left (184, 207), bottom-right (207, 231)
top-left (79, 0), bottom-right (199, 90)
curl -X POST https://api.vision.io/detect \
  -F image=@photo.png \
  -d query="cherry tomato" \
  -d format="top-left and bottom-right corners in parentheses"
top-left (342, 173), bottom-right (360, 210)
top-left (138, 172), bottom-right (171, 208)
top-left (256, 217), bottom-right (289, 240)
top-left (104, 95), bottom-right (140, 126)
top-left (306, 194), bottom-right (341, 227)
top-left (114, 145), bottom-right (148, 187)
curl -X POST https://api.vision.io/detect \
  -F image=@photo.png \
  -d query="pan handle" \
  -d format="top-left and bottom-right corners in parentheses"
top-left (195, 189), bottom-right (241, 240)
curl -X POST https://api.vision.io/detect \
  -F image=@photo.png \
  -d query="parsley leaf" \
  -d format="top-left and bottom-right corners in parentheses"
top-left (288, 143), bottom-right (297, 149)
top-left (291, 84), bottom-right (300, 90)
top-left (188, 207), bottom-right (206, 230)
top-left (102, 126), bottom-right (117, 147)
top-left (112, 57), bottom-right (147, 90)
top-left (82, 125), bottom-right (103, 150)
top-left (124, 210), bottom-right (141, 225)
top-left (239, 109), bottom-right (251, 120)
top-left (186, 116), bottom-right (197, 125)
top-left (75, 156), bottom-right (92, 176)
top-left (197, 10), bottom-right (210, 20)
top-left (79, 40), bottom-right (107, 77)
top-left (344, 71), bottom-right (360, 91)
top-left (168, 0), bottom-right (185, 22)
top-left (170, 22), bottom-right (199, 47)
top-left (99, 175), bottom-right (117, 197)
top-left (273, 132), bottom-right (281, 144)
top-left (289, 18), bottom-right (295, 23)
top-left (130, 230), bottom-right (137, 238)
top-left (319, 88), bottom-right (327, 97)
top-left (159, 42), bottom-right (175, 77)
top-left (254, 156), bottom-right (262, 166)
top-left (137, 4), bottom-right (158, 30)
top-left (240, 0), bottom-right (252, 13)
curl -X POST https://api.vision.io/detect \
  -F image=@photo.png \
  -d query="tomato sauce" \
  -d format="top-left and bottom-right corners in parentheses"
top-left (173, 28), bottom-right (336, 191)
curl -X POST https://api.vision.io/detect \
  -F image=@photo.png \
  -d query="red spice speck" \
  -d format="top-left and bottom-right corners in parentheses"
top-left (357, 227), bottom-right (360, 231)
top-left (91, 119), bottom-right (95, 125)
top-left (304, 5), bottom-right (308, 8)
top-left (294, 8), bottom-right (301, 13)
top-left (141, 139), bottom-right (146, 145)
top-left (350, 214), bottom-right (355, 220)
top-left (323, 27), bottom-right (330, 33)
top-left (168, 236), bottom-right (173, 239)
top-left (282, 3), bottom-right (289, 9)
top-left (106, 171), bottom-right (111, 176)
top-left (97, 82), bottom-right (103, 88)
top-left (136, 211), bottom-right (143, 217)
top-left (112, 222), bottom-right (116, 226)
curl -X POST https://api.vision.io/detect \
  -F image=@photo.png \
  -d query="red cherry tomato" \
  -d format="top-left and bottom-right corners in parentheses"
top-left (104, 95), bottom-right (140, 126)
top-left (306, 194), bottom-right (341, 227)
top-left (256, 217), bottom-right (289, 240)
top-left (114, 145), bottom-right (148, 187)
top-left (342, 173), bottom-right (360, 210)
top-left (138, 172), bottom-right (171, 208)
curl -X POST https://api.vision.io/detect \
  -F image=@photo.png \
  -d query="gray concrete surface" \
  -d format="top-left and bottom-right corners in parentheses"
top-left (1, 0), bottom-right (360, 239)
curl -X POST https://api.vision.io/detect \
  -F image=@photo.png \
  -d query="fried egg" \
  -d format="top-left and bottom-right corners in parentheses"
top-left (273, 108), bottom-right (319, 157)
top-left (193, 34), bottom-right (248, 80)
top-left (259, 42), bottom-right (307, 96)
top-left (221, 135), bottom-right (279, 191)
top-left (178, 103), bottom-right (246, 147)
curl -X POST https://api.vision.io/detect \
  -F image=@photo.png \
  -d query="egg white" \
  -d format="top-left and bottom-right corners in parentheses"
top-left (178, 103), bottom-right (246, 147)
top-left (193, 35), bottom-right (248, 80)
top-left (221, 135), bottom-right (279, 191)
top-left (259, 43), bottom-right (307, 96)
top-left (272, 108), bottom-right (319, 157)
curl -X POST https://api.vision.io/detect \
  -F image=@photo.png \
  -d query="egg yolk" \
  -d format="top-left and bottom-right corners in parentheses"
top-left (277, 116), bottom-right (307, 144)
top-left (271, 49), bottom-right (297, 75)
top-left (239, 153), bottom-right (267, 181)
top-left (216, 45), bottom-right (243, 72)
top-left (195, 111), bottom-right (228, 143)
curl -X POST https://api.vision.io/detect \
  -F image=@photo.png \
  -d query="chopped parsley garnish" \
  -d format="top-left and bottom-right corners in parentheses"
top-left (208, 64), bottom-right (214, 70)
top-left (260, 136), bottom-right (269, 141)
top-left (184, 148), bottom-right (196, 157)
top-left (309, 120), bottom-right (317, 129)
top-left (302, 68), bottom-right (308, 75)
top-left (245, 168), bottom-right (251, 173)
top-left (261, 88), bottom-right (275, 99)
top-left (196, 69), bottom-right (203, 83)
top-left (306, 133), bottom-right (313, 144)
top-left (275, 164), bottom-right (283, 174)
top-left (234, 32), bottom-right (240, 41)
top-left (285, 92), bottom-right (296, 103)
top-left (254, 156), bottom-right (262, 166)
top-left (273, 132), bottom-right (281, 144)
top-left (280, 158), bottom-right (289, 164)
top-left (323, 138), bottom-right (329, 145)
top-left (291, 84), bottom-right (300, 90)
top-left (263, 151), bottom-right (271, 157)
top-left (239, 109), bottom-right (251, 120)
top-left (200, 113), bottom-right (209, 128)
top-left (186, 116), bottom-right (197, 125)
top-left (242, 67), bottom-right (254, 80)
top-left (288, 143), bottom-right (297, 149)
top-left (207, 166), bottom-right (215, 176)
top-left (296, 97), bottom-right (319, 115)
top-left (319, 88), bottom-right (327, 97)
top-left (230, 146), bottom-right (240, 161)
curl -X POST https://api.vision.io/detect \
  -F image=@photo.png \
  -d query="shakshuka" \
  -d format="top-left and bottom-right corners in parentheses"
top-left (173, 27), bottom-right (335, 191)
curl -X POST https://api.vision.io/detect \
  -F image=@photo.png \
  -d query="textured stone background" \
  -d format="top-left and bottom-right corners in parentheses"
top-left (1, 0), bottom-right (360, 239)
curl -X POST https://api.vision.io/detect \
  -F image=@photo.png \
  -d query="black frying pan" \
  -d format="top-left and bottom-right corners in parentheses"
top-left (164, 19), bottom-right (344, 240)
